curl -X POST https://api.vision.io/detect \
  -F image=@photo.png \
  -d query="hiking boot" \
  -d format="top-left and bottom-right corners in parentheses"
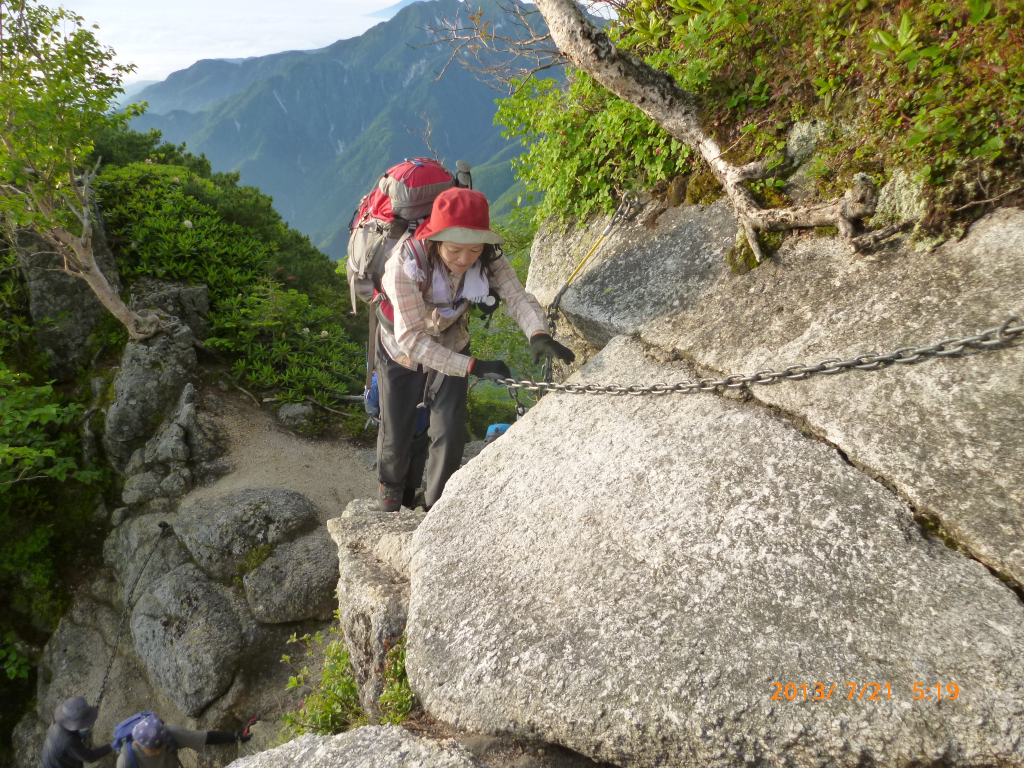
top-left (379, 483), bottom-right (403, 512)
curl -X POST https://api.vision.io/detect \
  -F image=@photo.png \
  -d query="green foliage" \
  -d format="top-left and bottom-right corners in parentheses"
top-left (0, 0), bottom-right (139, 237)
top-left (498, 74), bottom-right (692, 223)
top-left (88, 125), bottom-right (212, 178)
top-left (378, 635), bottom-right (415, 725)
top-left (97, 163), bottom-right (271, 305)
top-left (1, 632), bottom-right (30, 680)
top-left (281, 627), bottom-right (365, 736)
top-left (467, 390), bottom-right (519, 441)
top-left (499, 0), bottom-right (1024, 224)
top-left (207, 283), bottom-right (363, 403)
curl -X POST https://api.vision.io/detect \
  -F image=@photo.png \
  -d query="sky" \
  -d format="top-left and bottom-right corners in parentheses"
top-left (69, 0), bottom-right (402, 84)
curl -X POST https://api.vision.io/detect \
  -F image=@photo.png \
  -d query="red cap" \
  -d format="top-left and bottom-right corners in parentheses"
top-left (414, 188), bottom-right (504, 244)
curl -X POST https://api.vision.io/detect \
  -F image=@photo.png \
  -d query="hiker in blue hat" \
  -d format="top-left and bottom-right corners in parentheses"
top-left (115, 714), bottom-right (249, 768)
top-left (41, 696), bottom-right (112, 768)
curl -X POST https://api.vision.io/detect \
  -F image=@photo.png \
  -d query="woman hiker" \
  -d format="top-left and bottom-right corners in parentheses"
top-left (375, 187), bottom-right (575, 512)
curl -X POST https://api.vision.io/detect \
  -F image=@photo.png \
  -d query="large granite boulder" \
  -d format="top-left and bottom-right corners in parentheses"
top-left (525, 199), bottom-right (736, 347)
top-left (243, 529), bottom-right (338, 623)
top-left (174, 488), bottom-right (320, 583)
top-left (131, 564), bottom-right (243, 717)
top-left (407, 336), bottom-right (1024, 768)
top-left (638, 206), bottom-right (1024, 588)
top-left (103, 323), bottom-right (197, 471)
top-left (228, 726), bottom-right (487, 768)
top-left (328, 500), bottom-right (426, 714)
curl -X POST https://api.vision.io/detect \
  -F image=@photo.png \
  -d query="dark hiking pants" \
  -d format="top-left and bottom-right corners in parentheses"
top-left (376, 337), bottom-right (469, 508)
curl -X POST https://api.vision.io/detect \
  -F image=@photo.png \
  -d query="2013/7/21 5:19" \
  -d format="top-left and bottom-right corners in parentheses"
top-left (770, 683), bottom-right (960, 701)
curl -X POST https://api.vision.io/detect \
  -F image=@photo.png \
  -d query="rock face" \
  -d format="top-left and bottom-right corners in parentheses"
top-left (130, 278), bottom-right (210, 340)
top-left (526, 199), bottom-right (736, 347)
top-left (276, 402), bottom-right (316, 429)
top-left (16, 217), bottom-right (122, 381)
top-left (408, 336), bottom-right (1024, 768)
top-left (243, 530), bottom-right (338, 623)
top-left (131, 564), bottom-right (244, 716)
top-left (175, 488), bottom-right (320, 582)
top-left (638, 207), bottom-right (1024, 588)
top-left (229, 726), bottom-right (487, 768)
top-left (329, 500), bottom-right (426, 714)
top-left (119, 383), bottom-right (228, 511)
top-left (103, 323), bottom-right (198, 471)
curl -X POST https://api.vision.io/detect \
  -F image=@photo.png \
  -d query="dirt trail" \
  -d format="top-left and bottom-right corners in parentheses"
top-left (185, 389), bottom-right (377, 521)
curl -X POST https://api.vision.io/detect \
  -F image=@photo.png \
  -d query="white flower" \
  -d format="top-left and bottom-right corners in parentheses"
top-left (183, 220), bottom-right (193, 229)
top-left (320, 330), bottom-right (329, 338)
top-left (302, 327), bottom-right (310, 334)
top-left (144, 158), bottom-right (153, 165)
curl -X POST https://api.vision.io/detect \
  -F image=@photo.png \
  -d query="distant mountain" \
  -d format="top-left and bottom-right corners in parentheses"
top-left (129, 0), bottom-right (529, 259)
top-left (368, 0), bottom-right (423, 19)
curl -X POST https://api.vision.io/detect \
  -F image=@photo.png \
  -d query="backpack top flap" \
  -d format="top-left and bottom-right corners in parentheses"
top-left (380, 158), bottom-right (454, 220)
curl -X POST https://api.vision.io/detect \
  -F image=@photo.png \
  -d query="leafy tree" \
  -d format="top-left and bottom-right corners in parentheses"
top-left (0, 0), bottom-right (160, 339)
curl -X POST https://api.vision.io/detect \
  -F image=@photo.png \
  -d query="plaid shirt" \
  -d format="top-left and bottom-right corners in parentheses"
top-left (380, 238), bottom-right (547, 377)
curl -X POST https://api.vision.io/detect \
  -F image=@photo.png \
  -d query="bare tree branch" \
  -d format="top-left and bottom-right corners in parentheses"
top-left (417, 0), bottom-right (567, 93)
top-left (405, 112), bottom-right (444, 163)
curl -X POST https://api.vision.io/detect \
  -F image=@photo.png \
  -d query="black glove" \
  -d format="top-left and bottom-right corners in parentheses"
top-left (470, 359), bottom-right (512, 381)
top-left (238, 731), bottom-right (253, 744)
top-left (205, 731), bottom-right (241, 746)
top-left (529, 333), bottom-right (576, 365)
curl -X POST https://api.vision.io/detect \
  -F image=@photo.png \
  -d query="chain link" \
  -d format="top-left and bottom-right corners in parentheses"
top-left (496, 317), bottom-right (1023, 397)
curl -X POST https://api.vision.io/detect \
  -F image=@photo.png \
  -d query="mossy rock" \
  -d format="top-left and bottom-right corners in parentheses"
top-left (685, 171), bottom-right (724, 206)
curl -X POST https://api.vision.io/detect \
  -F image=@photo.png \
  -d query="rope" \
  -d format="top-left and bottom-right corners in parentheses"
top-left (490, 316), bottom-right (1024, 396)
top-left (543, 192), bottom-right (641, 384)
top-left (95, 521), bottom-right (173, 710)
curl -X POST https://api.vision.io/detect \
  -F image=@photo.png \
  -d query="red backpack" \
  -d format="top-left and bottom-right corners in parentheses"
top-left (345, 158), bottom-right (470, 313)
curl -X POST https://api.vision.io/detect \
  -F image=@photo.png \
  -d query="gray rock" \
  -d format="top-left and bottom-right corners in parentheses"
top-left (407, 336), bottom-right (1024, 768)
top-left (159, 465), bottom-right (193, 498)
top-left (461, 440), bottom-right (486, 466)
top-left (11, 713), bottom-right (47, 768)
top-left (872, 168), bottom-right (927, 228)
top-left (154, 423), bottom-right (190, 463)
top-left (228, 727), bottom-right (487, 768)
top-left (103, 324), bottom-right (197, 471)
top-left (175, 488), bottom-right (320, 583)
top-left (243, 529), bottom-right (339, 623)
top-left (527, 200), bottom-right (736, 348)
top-left (122, 471), bottom-right (163, 506)
top-left (276, 402), bottom-right (316, 429)
top-left (194, 458), bottom-right (233, 484)
top-left (130, 277), bottom-right (210, 339)
top-left (16, 215), bottom-right (121, 381)
top-left (786, 119), bottom-right (828, 166)
top-left (328, 500), bottom-right (425, 713)
top-left (640, 207), bottom-right (1024, 588)
top-left (131, 564), bottom-right (242, 717)
top-left (110, 506), bottom-right (130, 527)
top-left (103, 514), bottom-right (189, 603)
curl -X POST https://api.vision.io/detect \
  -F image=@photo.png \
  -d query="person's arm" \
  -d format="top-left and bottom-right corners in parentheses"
top-left (383, 242), bottom-right (473, 377)
top-left (487, 256), bottom-right (547, 339)
top-left (65, 740), bottom-right (112, 763)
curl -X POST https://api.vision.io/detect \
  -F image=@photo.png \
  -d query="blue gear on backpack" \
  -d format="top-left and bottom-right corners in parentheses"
top-left (111, 712), bottom-right (176, 768)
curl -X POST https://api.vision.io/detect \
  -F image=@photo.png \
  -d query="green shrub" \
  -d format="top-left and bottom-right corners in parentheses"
top-left (206, 282), bottom-right (363, 403)
top-left (281, 629), bottom-right (365, 736)
top-left (378, 635), bottom-right (415, 725)
top-left (499, 0), bottom-right (1024, 225)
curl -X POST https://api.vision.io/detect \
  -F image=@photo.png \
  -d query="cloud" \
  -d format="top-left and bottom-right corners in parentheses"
top-left (72, 0), bottom-right (399, 83)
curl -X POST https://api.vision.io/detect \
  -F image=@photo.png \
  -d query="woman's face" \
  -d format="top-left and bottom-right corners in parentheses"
top-left (438, 241), bottom-right (485, 275)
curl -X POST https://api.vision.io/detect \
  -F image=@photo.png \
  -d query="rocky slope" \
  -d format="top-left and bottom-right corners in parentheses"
top-left (396, 199), bottom-right (1024, 765)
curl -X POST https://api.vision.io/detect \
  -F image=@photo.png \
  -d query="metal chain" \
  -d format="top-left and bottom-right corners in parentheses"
top-left (496, 317), bottom-right (1023, 396)
top-left (95, 521), bottom-right (173, 709)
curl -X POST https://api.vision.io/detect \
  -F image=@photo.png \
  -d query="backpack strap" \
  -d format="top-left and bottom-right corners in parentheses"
top-left (126, 741), bottom-right (139, 768)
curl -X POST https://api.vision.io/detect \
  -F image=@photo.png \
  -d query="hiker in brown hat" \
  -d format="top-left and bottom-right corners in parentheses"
top-left (374, 187), bottom-right (574, 512)
top-left (41, 696), bottom-right (112, 768)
